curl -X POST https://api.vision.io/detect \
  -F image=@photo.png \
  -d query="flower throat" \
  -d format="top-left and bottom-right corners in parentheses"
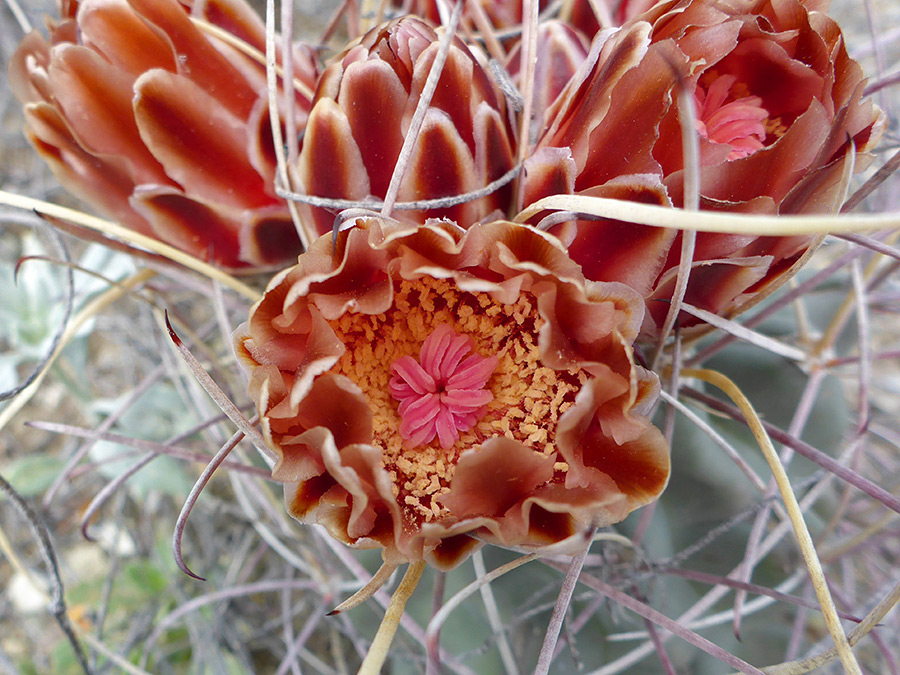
top-left (327, 277), bottom-right (586, 526)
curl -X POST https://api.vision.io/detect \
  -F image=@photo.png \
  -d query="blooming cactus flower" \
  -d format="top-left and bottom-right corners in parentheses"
top-left (524, 0), bottom-right (885, 333)
top-left (9, 0), bottom-right (319, 270)
top-left (235, 217), bottom-right (669, 569)
top-left (294, 17), bottom-right (516, 236)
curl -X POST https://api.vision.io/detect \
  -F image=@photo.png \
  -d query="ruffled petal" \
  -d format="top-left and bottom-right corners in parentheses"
top-left (238, 218), bottom-right (670, 569)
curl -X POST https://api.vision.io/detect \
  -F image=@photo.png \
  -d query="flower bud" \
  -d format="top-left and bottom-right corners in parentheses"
top-left (524, 0), bottom-right (885, 333)
top-left (9, 0), bottom-right (319, 270)
top-left (294, 17), bottom-right (516, 234)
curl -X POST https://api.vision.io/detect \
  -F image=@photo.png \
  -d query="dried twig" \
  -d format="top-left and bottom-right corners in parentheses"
top-left (173, 427), bottom-right (249, 580)
top-left (534, 531), bottom-right (593, 675)
top-left (472, 550), bottom-right (520, 675)
top-left (0, 473), bottom-right (92, 674)
top-left (516, 194), bottom-right (900, 235)
top-left (0, 191), bottom-right (258, 300)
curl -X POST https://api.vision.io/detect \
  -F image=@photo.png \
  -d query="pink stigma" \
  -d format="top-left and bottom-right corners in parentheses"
top-left (694, 74), bottom-right (768, 160)
top-left (389, 324), bottom-right (498, 449)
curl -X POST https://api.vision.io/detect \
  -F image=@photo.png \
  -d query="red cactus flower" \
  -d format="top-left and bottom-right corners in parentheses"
top-left (9, 0), bottom-right (319, 271)
top-left (293, 17), bottom-right (516, 236)
top-left (524, 0), bottom-right (885, 333)
top-left (235, 217), bottom-right (669, 569)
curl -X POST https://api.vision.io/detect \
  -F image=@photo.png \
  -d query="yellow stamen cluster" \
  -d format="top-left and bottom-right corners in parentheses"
top-left (328, 277), bottom-right (587, 530)
top-left (764, 116), bottom-right (787, 138)
top-left (730, 79), bottom-right (752, 99)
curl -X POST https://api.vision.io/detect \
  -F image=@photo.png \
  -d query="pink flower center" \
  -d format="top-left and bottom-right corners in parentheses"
top-left (389, 324), bottom-right (498, 450)
top-left (693, 74), bottom-right (769, 160)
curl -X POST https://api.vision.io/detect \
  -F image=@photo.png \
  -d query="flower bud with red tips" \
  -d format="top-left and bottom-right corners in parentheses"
top-left (294, 17), bottom-right (516, 235)
top-left (524, 0), bottom-right (885, 334)
top-left (9, 0), bottom-right (319, 271)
